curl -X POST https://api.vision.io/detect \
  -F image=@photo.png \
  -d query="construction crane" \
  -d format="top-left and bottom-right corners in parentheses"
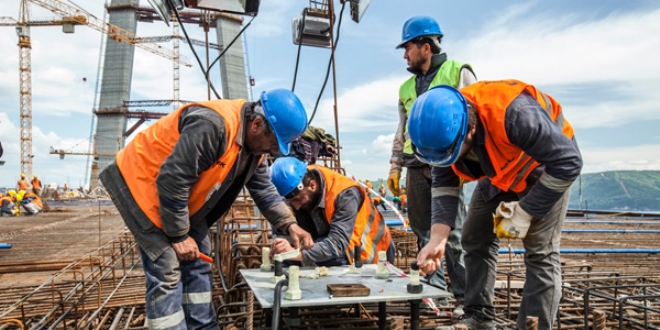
top-left (26, 0), bottom-right (192, 66)
top-left (1, 0), bottom-right (191, 179)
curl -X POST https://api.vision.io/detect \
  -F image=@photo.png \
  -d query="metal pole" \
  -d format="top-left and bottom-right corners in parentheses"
top-left (327, 0), bottom-right (341, 168)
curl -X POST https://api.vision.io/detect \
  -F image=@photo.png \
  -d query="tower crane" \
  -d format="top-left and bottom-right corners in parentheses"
top-left (1, 0), bottom-right (191, 178)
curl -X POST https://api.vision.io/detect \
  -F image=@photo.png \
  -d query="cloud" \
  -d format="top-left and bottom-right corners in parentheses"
top-left (372, 133), bottom-right (394, 154)
top-left (581, 144), bottom-right (660, 173)
top-left (453, 7), bottom-right (660, 85)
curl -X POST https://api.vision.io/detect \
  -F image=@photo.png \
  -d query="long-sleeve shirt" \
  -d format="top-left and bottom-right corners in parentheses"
top-left (100, 103), bottom-right (297, 261)
top-left (391, 53), bottom-right (478, 168)
top-left (431, 91), bottom-right (583, 227)
top-left (290, 168), bottom-right (364, 266)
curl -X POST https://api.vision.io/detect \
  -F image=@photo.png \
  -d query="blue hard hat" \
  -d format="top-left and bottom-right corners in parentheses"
top-left (270, 157), bottom-right (308, 198)
top-left (396, 16), bottom-right (443, 49)
top-left (260, 89), bottom-right (308, 155)
top-left (408, 85), bottom-right (468, 167)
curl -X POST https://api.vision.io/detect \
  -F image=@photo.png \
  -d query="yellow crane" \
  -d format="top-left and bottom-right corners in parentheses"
top-left (1, 0), bottom-right (191, 178)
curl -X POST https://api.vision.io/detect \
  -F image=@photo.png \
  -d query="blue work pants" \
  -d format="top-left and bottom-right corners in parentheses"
top-left (140, 236), bottom-right (218, 330)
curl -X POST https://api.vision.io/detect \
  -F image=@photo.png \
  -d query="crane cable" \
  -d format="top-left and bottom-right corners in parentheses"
top-left (307, 1), bottom-right (346, 126)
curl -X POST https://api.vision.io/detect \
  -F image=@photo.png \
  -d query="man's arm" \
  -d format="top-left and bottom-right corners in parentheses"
top-left (457, 66), bottom-right (477, 88)
top-left (246, 159), bottom-right (297, 232)
top-left (417, 166), bottom-right (462, 274)
top-left (301, 187), bottom-right (361, 265)
top-left (390, 100), bottom-right (407, 167)
top-left (156, 107), bottom-right (226, 243)
top-left (506, 93), bottom-right (583, 218)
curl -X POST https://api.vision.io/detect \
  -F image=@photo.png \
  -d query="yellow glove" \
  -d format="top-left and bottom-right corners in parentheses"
top-left (387, 165), bottom-right (401, 197)
top-left (493, 201), bottom-right (533, 239)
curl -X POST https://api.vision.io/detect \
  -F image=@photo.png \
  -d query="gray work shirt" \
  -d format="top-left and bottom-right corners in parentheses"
top-left (289, 168), bottom-right (364, 266)
top-left (431, 91), bottom-right (583, 227)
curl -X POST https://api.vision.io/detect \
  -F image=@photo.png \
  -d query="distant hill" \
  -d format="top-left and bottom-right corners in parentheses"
top-left (463, 170), bottom-right (660, 212)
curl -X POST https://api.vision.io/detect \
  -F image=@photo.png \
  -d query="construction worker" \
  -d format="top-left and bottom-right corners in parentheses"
top-left (1, 190), bottom-right (18, 217)
top-left (21, 190), bottom-right (43, 215)
top-left (378, 183), bottom-right (387, 197)
top-left (410, 81), bottom-right (582, 330)
top-left (31, 174), bottom-right (42, 196)
top-left (99, 89), bottom-right (313, 330)
top-left (17, 173), bottom-right (29, 191)
top-left (365, 178), bottom-right (373, 190)
top-left (388, 15), bottom-right (472, 314)
top-left (269, 157), bottom-right (394, 266)
top-left (372, 196), bottom-right (388, 212)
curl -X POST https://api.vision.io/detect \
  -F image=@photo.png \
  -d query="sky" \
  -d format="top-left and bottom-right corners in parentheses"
top-left (1, 0), bottom-right (659, 188)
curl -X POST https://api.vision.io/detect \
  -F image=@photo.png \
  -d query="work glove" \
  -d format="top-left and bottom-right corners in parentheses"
top-left (493, 201), bottom-right (533, 239)
top-left (387, 165), bottom-right (401, 197)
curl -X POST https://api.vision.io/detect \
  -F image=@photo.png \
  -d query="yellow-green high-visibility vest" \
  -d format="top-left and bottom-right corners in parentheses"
top-left (399, 60), bottom-right (470, 155)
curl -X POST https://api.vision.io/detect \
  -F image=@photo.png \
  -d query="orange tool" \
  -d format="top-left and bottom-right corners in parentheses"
top-left (199, 253), bottom-right (213, 263)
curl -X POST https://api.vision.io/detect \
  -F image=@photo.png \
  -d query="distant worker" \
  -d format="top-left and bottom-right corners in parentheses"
top-left (365, 178), bottom-right (373, 190)
top-left (372, 196), bottom-right (388, 211)
top-left (378, 183), bottom-right (387, 197)
top-left (17, 173), bottom-right (29, 191)
top-left (287, 125), bottom-right (337, 164)
top-left (270, 157), bottom-right (394, 266)
top-left (21, 191), bottom-right (43, 215)
top-left (1, 190), bottom-right (18, 217)
top-left (411, 81), bottom-right (582, 330)
top-left (100, 89), bottom-right (313, 330)
top-left (31, 174), bottom-right (42, 196)
top-left (388, 15), bottom-right (472, 314)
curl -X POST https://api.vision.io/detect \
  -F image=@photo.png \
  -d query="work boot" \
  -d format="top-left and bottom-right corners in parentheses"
top-left (451, 300), bottom-right (465, 322)
top-left (453, 317), bottom-right (495, 330)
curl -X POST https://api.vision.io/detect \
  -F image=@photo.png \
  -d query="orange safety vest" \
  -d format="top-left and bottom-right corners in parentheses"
top-left (116, 99), bottom-right (246, 228)
top-left (1, 196), bottom-right (12, 205)
top-left (314, 166), bottom-right (392, 264)
top-left (31, 179), bottom-right (41, 190)
top-left (24, 191), bottom-right (43, 209)
top-left (456, 80), bottom-right (575, 193)
top-left (17, 179), bottom-right (28, 190)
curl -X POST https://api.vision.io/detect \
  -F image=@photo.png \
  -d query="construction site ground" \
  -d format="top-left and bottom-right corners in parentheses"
top-left (1, 201), bottom-right (659, 329)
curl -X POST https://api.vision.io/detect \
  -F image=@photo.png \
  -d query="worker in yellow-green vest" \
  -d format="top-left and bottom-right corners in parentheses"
top-left (387, 16), bottom-right (476, 318)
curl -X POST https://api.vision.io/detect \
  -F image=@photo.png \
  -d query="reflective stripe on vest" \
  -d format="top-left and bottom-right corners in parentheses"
top-left (455, 80), bottom-right (575, 193)
top-left (399, 60), bottom-right (470, 154)
top-left (116, 99), bottom-right (246, 228)
top-left (314, 166), bottom-right (392, 264)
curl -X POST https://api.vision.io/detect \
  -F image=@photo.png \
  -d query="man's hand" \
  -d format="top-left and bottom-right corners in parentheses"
top-left (387, 165), bottom-right (401, 196)
top-left (493, 201), bottom-right (533, 239)
top-left (417, 224), bottom-right (451, 276)
top-left (288, 223), bottom-right (313, 250)
top-left (172, 237), bottom-right (199, 262)
top-left (270, 238), bottom-right (294, 255)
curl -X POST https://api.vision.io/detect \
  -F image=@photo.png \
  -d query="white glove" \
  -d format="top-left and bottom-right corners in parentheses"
top-left (493, 201), bottom-right (533, 239)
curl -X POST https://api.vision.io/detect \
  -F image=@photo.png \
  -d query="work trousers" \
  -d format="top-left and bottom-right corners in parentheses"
top-left (406, 165), bottom-right (466, 300)
top-left (140, 236), bottom-right (218, 330)
top-left (462, 184), bottom-right (569, 330)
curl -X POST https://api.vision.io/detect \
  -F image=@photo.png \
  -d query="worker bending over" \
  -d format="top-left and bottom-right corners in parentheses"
top-left (270, 157), bottom-right (394, 266)
top-left (101, 89), bottom-right (312, 330)
top-left (410, 80), bottom-right (582, 330)
top-left (1, 191), bottom-right (18, 217)
top-left (21, 191), bottom-right (43, 215)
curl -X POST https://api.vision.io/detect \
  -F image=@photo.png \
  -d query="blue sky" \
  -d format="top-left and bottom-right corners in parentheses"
top-left (1, 0), bottom-right (659, 188)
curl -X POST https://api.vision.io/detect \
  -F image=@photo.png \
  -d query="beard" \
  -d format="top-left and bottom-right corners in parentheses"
top-left (407, 56), bottom-right (425, 72)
